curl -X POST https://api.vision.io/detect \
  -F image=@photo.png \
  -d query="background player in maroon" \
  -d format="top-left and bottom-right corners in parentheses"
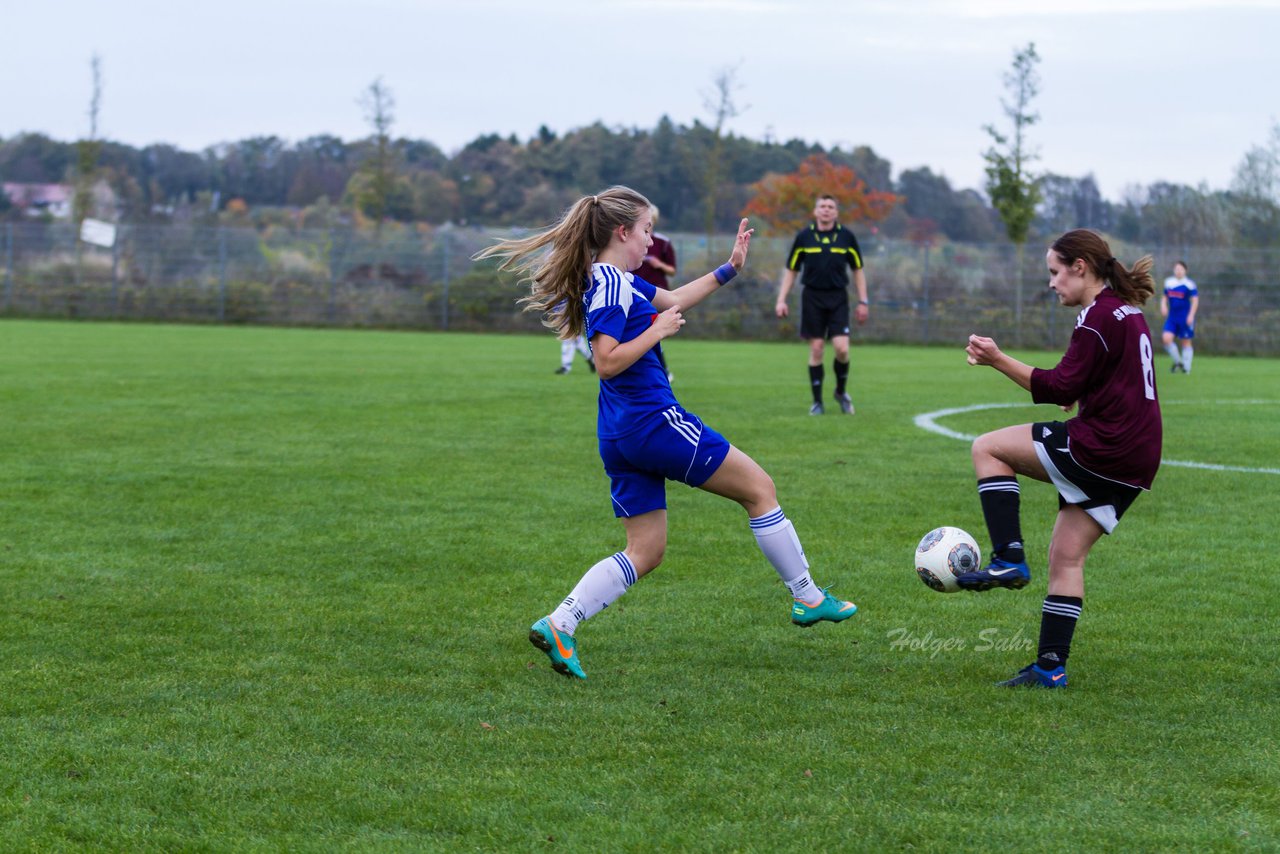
top-left (634, 204), bottom-right (677, 381)
top-left (960, 229), bottom-right (1162, 688)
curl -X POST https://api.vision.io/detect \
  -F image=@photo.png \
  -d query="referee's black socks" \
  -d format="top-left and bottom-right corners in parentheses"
top-left (833, 358), bottom-right (849, 396)
top-left (808, 364), bottom-right (824, 404)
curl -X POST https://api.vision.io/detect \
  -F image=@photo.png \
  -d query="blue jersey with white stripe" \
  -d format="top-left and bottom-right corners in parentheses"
top-left (584, 263), bottom-right (676, 438)
top-left (1163, 276), bottom-right (1197, 322)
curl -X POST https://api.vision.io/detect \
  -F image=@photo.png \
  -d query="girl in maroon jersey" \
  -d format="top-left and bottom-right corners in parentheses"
top-left (960, 229), bottom-right (1162, 688)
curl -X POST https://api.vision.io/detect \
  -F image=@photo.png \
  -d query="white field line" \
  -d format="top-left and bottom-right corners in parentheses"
top-left (913, 401), bottom-right (1280, 476)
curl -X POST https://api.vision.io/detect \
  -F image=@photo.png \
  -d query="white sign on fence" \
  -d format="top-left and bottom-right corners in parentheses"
top-left (80, 218), bottom-right (117, 248)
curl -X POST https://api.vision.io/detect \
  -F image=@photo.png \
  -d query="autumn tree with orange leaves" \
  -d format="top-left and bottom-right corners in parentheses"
top-left (742, 154), bottom-right (901, 235)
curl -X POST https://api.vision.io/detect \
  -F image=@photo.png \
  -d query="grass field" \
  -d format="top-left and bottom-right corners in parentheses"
top-left (1, 319), bottom-right (1277, 851)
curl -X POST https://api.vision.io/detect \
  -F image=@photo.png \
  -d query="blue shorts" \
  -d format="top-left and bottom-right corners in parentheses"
top-left (1163, 318), bottom-right (1195, 339)
top-left (599, 405), bottom-right (732, 518)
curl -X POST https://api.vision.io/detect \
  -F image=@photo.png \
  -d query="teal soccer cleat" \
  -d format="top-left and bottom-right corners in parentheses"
top-left (529, 617), bottom-right (586, 679)
top-left (791, 589), bottom-right (858, 627)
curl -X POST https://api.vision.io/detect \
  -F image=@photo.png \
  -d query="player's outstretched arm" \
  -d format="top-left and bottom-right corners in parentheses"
top-left (654, 219), bottom-right (754, 312)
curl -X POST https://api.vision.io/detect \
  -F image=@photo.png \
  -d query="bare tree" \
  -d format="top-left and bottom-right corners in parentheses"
top-left (74, 53), bottom-right (104, 284)
top-left (74, 53), bottom-right (104, 227)
top-left (1230, 120), bottom-right (1280, 245)
top-left (701, 64), bottom-right (746, 235)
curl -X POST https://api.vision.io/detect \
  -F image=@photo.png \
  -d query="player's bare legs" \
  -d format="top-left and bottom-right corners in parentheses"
top-left (807, 338), bottom-right (826, 368)
top-left (959, 424), bottom-right (1047, 592)
top-left (700, 446), bottom-right (855, 625)
top-left (698, 446), bottom-right (776, 516)
top-left (972, 424), bottom-right (1050, 482)
top-left (531, 509), bottom-right (665, 680)
top-left (620, 510), bottom-right (667, 579)
top-left (1046, 506), bottom-right (1102, 599)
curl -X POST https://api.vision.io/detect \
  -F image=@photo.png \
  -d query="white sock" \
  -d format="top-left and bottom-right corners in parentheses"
top-left (749, 507), bottom-right (820, 602)
top-left (1164, 341), bottom-right (1181, 365)
top-left (575, 336), bottom-right (592, 359)
top-left (549, 552), bottom-right (636, 635)
top-left (560, 340), bottom-right (574, 370)
top-left (1182, 345), bottom-right (1193, 372)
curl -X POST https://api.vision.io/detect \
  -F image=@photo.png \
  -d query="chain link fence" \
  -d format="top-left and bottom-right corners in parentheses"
top-left (3, 221), bottom-right (1277, 355)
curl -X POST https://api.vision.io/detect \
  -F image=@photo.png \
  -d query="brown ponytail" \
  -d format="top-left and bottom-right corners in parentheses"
top-left (1050, 229), bottom-right (1155, 306)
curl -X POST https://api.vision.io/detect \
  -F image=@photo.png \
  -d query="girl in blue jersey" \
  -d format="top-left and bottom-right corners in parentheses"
top-left (1160, 261), bottom-right (1199, 373)
top-left (477, 186), bottom-right (857, 679)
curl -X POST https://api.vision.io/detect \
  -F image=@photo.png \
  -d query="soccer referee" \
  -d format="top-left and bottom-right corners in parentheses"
top-left (774, 194), bottom-right (870, 415)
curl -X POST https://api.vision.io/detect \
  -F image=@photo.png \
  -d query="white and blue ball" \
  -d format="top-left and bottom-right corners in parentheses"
top-left (914, 526), bottom-right (981, 593)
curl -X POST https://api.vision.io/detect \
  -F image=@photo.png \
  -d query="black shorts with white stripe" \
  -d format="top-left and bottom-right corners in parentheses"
top-left (1031, 421), bottom-right (1144, 534)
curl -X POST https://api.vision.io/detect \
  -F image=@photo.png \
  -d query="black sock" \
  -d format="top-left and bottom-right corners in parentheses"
top-left (977, 476), bottom-right (1025, 563)
top-left (833, 359), bottom-right (849, 395)
top-left (809, 364), bottom-right (824, 404)
top-left (1037, 595), bottom-right (1082, 669)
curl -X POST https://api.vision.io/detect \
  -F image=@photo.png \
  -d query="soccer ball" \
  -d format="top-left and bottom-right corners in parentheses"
top-left (914, 526), bottom-right (982, 593)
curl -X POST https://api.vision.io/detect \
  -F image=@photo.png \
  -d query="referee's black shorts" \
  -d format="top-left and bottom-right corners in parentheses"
top-left (799, 288), bottom-right (851, 340)
top-left (1032, 421), bottom-right (1144, 534)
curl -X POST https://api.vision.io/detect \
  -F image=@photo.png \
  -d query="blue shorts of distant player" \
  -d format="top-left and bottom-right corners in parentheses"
top-left (599, 405), bottom-right (732, 518)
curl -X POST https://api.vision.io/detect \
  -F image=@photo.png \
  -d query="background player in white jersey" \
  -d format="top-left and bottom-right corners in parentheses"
top-left (555, 332), bottom-right (595, 375)
top-left (962, 229), bottom-right (1162, 689)
top-left (1160, 260), bottom-right (1199, 373)
top-left (477, 186), bottom-right (856, 680)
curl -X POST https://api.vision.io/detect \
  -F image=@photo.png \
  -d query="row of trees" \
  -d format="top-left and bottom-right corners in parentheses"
top-left (3, 60), bottom-right (1279, 250)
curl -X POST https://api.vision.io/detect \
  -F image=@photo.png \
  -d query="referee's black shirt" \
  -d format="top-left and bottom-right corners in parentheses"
top-left (786, 223), bottom-right (863, 291)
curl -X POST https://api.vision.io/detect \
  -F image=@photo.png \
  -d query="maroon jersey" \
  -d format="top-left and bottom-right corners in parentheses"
top-left (1029, 288), bottom-right (1162, 489)
top-left (635, 232), bottom-right (676, 289)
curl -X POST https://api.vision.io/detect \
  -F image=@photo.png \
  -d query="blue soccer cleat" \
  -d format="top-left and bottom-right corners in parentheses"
top-left (791, 589), bottom-right (858, 627)
top-left (529, 617), bottom-right (586, 680)
top-left (956, 557), bottom-right (1031, 591)
top-left (997, 662), bottom-right (1067, 688)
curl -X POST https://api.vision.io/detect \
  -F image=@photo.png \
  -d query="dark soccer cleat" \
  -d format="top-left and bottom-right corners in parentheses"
top-left (809, 402), bottom-right (825, 416)
top-left (555, 366), bottom-right (570, 375)
top-left (834, 392), bottom-right (855, 415)
top-left (997, 662), bottom-right (1067, 688)
top-left (956, 557), bottom-right (1031, 591)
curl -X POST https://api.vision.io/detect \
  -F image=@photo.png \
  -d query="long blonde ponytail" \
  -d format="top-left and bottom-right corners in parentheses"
top-left (474, 186), bottom-right (651, 338)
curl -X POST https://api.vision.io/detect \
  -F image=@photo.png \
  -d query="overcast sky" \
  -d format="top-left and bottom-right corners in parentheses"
top-left (3, 0), bottom-right (1278, 200)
